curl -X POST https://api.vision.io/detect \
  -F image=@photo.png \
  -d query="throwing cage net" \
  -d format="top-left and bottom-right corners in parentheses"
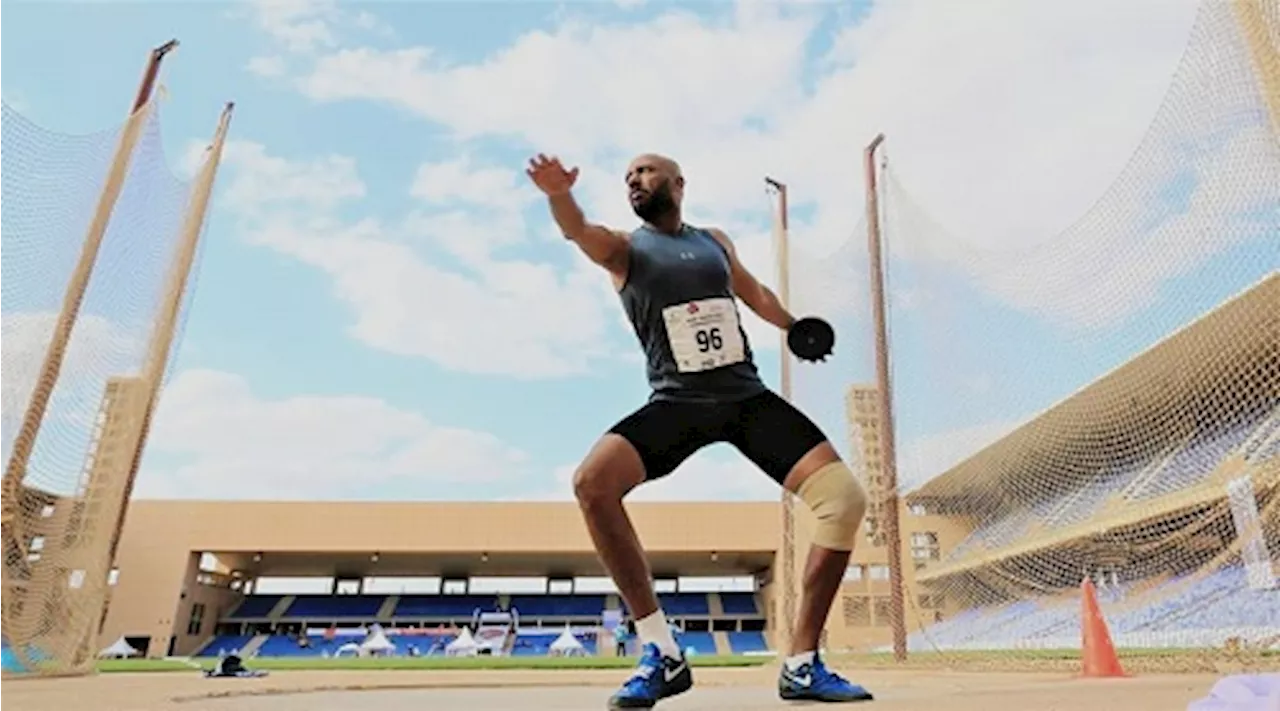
top-left (782, 0), bottom-right (1279, 672)
top-left (1, 44), bottom-right (231, 677)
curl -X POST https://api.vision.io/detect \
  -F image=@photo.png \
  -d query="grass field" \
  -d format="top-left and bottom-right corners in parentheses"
top-left (97, 653), bottom-right (772, 673)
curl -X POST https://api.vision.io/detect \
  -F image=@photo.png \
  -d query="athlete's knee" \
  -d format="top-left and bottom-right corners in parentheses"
top-left (572, 464), bottom-right (617, 507)
top-left (794, 460), bottom-right (867, 552)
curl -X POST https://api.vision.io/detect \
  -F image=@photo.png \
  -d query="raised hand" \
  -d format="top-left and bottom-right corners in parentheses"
top-left (526, 153), bottom-right (580, 196)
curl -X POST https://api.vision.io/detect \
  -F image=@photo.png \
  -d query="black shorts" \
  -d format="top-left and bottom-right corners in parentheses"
top-left (607, 389), bottom-right (829, 484)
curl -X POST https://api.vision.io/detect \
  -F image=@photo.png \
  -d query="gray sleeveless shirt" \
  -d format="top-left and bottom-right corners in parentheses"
top-left (618, 224), bottom-right (767, 403)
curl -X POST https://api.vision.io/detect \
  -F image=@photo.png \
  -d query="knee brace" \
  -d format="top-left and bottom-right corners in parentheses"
top-left (795, 460), bottom-right (868, 551)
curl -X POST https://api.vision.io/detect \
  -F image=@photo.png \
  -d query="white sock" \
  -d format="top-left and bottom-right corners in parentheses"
top-left (635, 609), bottom-right (680, 658)
top-left (785, 651), bottom-right (815, 671)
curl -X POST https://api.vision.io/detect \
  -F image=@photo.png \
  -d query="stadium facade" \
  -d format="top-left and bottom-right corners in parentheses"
top-left (99, 498), bottom-right (965, 659)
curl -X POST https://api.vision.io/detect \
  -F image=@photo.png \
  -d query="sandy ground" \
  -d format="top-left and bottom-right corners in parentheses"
top-left (3, 666), bottom-right (1226, 711)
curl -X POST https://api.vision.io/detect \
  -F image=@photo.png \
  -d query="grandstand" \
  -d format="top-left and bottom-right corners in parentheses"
top-left (899, 273), bottom-right (1280, 654)
top-left (98, 501), bottom-right (789, 660)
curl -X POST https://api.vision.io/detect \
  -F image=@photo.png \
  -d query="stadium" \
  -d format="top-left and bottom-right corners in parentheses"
top-left (83, 273), bottom-right (1277, 668)
top-left (4, 1), bottom-right (1279, 709)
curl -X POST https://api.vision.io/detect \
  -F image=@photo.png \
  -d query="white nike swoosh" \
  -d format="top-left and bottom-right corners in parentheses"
top-left (790, 674), bottom-right (812, 687)
top-left (664, 662), bottom-right (687, 682)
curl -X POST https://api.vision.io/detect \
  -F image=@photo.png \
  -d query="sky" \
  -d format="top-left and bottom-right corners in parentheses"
top-left (2, 0), bottom-right (1277, 507)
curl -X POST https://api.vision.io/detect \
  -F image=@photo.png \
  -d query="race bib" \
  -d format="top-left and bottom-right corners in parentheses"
top-left (662, 297), bottom-right (746, 373)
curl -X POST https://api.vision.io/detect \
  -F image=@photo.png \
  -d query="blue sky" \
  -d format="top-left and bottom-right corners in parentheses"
top-left (3, 0), bottom-right (1276, 504)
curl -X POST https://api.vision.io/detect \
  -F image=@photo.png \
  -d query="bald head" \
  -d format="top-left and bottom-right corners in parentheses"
top-left (626, 153), bottom-right (684, 224)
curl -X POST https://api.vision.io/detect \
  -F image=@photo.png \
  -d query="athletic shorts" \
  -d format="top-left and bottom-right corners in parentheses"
top-left (607, 389), bottom-right (829, 485)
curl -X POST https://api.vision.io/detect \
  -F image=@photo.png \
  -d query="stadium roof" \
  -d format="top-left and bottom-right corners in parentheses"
top-left (212, 550), bottom-right (777, 578)
top-left (114, 499), bottom-right (783, 578)
top-left (906, 271), bottom-right (1280, 506)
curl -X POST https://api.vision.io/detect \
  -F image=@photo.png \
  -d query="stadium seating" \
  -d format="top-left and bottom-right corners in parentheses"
top-left (675, 631), bottom-right (717, 655)
top-left (1127, 421), bottom-right (1256, 501)
top-left (659, 593), bottom-right (710, 615)
top-left (206, 590), bottom-right (773, 659)
top-left (617, 592), bottom-right (709, 617)
top-left (510, 631), bottom-right (559, 656)
top-left (941, 411), bottom-right (1275, 568)
top-left (225, 595), bottom-right (283, 619)
top-left (509, 630), bottom-right (597, 655)
top-left (283, 595), bottom-right (385, 618)
top-left (727, 631), bottom-right (769, 653)
top-left (392, 595), bottom-right (497, 618)
top-left (906, 565), bottom-right (1279, 652)
top-left (507, 594), bottom-right (607, 617)
top-left (196, 634), bottom-right (255, 657)
top-left (720, 593), bottom-right (759, 615)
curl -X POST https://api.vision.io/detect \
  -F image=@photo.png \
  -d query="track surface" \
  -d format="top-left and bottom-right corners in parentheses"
top-left (5, 666), bottom-right (1223, 711)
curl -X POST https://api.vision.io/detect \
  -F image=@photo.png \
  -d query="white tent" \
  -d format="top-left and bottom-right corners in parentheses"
top-left (334, 642), bottom-right (362, 657)
top-left (97, 636), bottom-right (140, 659)
top-left (549, 627), bottom-right (586, 657)
top-left (360, 627), bottom-right (396, 656)
top-left (445, 627), bottom-right (479, 657)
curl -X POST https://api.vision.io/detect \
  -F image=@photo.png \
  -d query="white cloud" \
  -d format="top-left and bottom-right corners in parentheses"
top-left (211, 140), bottom-right (626, 378)
top-left (1, 311), bottom-right (147, 494)
top-left (258, 0), bottom-right (1278, 335)
top-left (246, 55), bottom-right (288, 78)
top-left (219, 140), bottom-right (366, 215)
top-left (136, 369), bottom-right (534, 500)
top-left (896, 418), bottom-right (1026, 492)
top-left (245, 0), bottom-right (339, 53)
top-left (1, 312), bottom-right (137, 418)
top-left (410, 155), bottom-right (532, 214)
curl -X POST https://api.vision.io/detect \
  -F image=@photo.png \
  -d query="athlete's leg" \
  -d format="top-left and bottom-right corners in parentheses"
top-left (729, 390), bottom-right (873, 703)
top-left (579, 400), bottom-right (724, 708)
top-left (574, 434), bottom-right (660, 631)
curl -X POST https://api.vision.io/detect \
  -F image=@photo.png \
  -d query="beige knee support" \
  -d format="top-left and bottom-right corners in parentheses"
top-left (795, 460), bottom-right (868, 551)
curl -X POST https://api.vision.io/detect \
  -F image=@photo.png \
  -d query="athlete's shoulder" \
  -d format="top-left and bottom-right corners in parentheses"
top-left (691, 225), bottom-right (739, 257)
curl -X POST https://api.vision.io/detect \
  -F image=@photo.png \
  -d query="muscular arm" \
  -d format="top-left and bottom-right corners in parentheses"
top-left (548, 192), bottom-right (629, 275)
top-left (708, 227), bottom-right (796, 331)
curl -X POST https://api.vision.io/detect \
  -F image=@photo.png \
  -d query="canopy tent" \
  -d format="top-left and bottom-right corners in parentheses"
top-left (360, 627), bottom-right (396, 655)
top-left (97, 637), bottom-right (140, 659)
top-left (333, 642), bottom-right (362, 657)
top-left (445, 627), bottom-right (479, 657)
top-left (549, 627), bottom-right (586, 657)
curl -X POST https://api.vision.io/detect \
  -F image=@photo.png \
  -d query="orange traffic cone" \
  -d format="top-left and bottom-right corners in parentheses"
top-left (1080, 577), bottom-right (1127, 678)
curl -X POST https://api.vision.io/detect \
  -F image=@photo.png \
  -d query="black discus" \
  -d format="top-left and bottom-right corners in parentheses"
top-left (787, 316), bottom-right (835, 362)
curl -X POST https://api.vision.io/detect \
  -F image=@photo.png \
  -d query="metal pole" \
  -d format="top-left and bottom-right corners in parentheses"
top-left (109, 102), bottom-right (235, 569)
top-left (1, 41), bottom-right (179, 518)
top-left (864, 134), bottom-right (908, 661)
top-left (1230, 0), bottom-right (1280, 135)
top-left (766, 177), bottom-right (798, 652)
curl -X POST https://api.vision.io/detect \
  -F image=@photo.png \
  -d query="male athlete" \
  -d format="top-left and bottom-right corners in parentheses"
top-left (527, 153), bottom-right (874, 709)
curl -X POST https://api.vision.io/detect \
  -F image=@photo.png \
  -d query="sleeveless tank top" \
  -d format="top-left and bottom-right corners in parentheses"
top-left (618, 224), bottom-right (767, 403)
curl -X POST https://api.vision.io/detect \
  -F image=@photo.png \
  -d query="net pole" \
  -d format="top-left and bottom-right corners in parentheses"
top-left (766, 176), bottom-right (798, 653)
top-left (1231, 0), bottom-right (1280, 135)
top-left (0, 40), bottom-right (178, 521)
top-left (863, 134), bottom-right (908, 661)
top-left (107, 102), bottom-right (235, 573)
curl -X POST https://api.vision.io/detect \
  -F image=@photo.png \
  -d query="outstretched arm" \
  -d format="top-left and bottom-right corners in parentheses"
top-left (708, 227), bottom-right (796, 330)
top-left (547, 191), bottom-right (629, 275)
top-left (527, 154), bottom-right (629, 277)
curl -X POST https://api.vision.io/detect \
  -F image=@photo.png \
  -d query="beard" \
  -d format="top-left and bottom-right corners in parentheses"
top-left (631, 181), bottom-right (678, 223)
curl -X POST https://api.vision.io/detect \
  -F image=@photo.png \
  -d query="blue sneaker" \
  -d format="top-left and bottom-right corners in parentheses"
top-left (779, 653), bottom-right (874, 702)
top-left (608, 642), bottom-right (693, 709)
